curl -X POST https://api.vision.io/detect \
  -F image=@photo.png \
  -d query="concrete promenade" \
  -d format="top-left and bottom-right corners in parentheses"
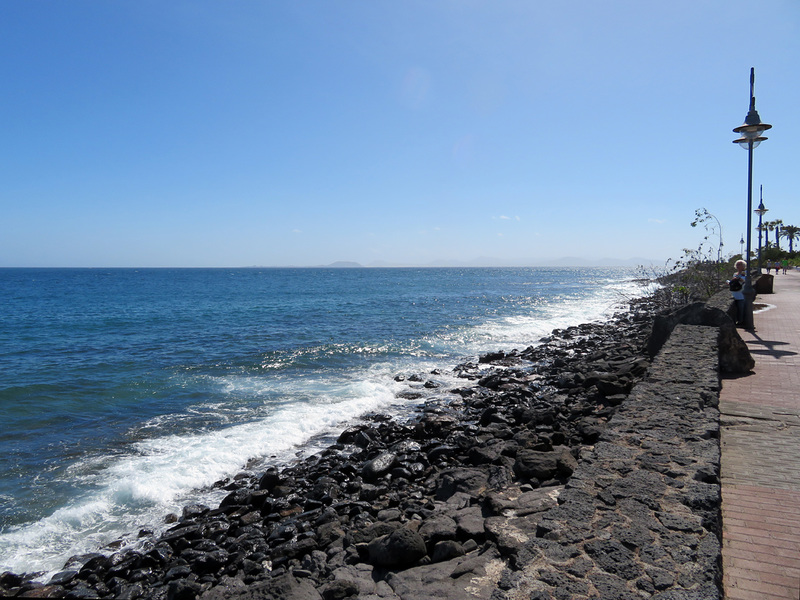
top-left (720, 269), bottom-right (800, 599)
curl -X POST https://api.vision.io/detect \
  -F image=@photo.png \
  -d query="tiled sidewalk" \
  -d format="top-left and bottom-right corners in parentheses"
top-left (720, 270), bottom-right (800, 600)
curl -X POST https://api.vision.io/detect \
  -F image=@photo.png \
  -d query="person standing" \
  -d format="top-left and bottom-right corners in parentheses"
top-left (729, 260), bottom-right (747, 326)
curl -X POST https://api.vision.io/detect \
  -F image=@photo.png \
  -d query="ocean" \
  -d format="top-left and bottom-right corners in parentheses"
top-left (0, 266), bottom-right (648, 577)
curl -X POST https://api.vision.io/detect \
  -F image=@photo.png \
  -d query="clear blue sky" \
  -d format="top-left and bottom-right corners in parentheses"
top-left (2, 1), bottom-right (798, 267)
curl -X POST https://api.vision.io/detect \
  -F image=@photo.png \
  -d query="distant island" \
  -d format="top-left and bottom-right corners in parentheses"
top-left (319, 261), bottom-right (364, 268)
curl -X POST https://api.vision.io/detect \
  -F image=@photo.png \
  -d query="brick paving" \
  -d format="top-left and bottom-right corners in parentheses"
top-left (720, 269), bottom-right (800, 600)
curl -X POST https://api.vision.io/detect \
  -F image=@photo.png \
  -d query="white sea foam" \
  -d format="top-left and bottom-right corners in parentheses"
top-left (0, 371), bottom-right (405, 578)
top-left (451, 277), bottom-right (648, 355)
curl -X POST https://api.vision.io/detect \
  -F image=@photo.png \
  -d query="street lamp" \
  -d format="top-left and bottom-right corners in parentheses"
top-left (732, 67), bottom-right (772, 330)
top-left (754, 185), bottom-right (768, 273)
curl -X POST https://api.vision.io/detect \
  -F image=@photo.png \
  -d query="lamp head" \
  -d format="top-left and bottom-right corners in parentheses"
top-left (732, 68), bottom-right (772, 147)
top-left (733, 135), bottom-right (768, 148)
top-left (733, 119), bottom-right (772, 138)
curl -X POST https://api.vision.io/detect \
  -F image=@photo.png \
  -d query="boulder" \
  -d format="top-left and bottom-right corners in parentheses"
top-left (431, 540), bottom-right (466, 562)
top-left (418, 514), bottom-right (457, 548)
top-left (318, 580), bottom-right (359, 600)
top-left (200, 573), bottom-right (322, 600)
top-left (454, 507), bottom-right (486, 541)
top-left (718, 322), bottom-right (755, 373)
top-left (361, 452), bottom-right (397, 481)
top-left (367, 527), bottom-right (427, 567)
top-left (435, 468), bottom-right (490, 501)
top-left (514, 447), bottom-right (577, 482)
top-left (258, 468), bottom-right (281, 491)
top-left (754, 273), bottom-right (774, 294)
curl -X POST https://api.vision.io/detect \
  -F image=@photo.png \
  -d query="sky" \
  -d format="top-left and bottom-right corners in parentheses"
top-left (1, 1), bottom-right (798, 268)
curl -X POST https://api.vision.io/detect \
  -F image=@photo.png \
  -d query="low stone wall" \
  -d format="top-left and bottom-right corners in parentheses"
top-left (498, 324), bottom-right (723, 600)
top-left (704, 289), bottom-right (737, 322)
top-left (647, 292), bottom-right (753, 374)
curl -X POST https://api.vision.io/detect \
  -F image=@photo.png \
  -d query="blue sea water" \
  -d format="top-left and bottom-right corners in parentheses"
top-left (0, 267), bottom-right (647, 577)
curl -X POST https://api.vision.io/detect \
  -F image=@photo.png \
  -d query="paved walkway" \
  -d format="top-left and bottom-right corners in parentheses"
top-left (720, 269), bottom-right (800, 599)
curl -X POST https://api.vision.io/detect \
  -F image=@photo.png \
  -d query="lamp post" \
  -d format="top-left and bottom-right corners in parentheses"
top-left (732, 67), bottom-right (771, 330)
top-left (754, 186), bottom-right (768, 273)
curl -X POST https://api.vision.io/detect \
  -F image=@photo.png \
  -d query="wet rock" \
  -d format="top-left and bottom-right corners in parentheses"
top-left (48, 570), bottom-right (78, 586)
top-left (115, 582), bottom-right (146, 600)
top-left (220, 488), bottom-right (252, 510)
top-left (360, 452), bottom-right (398, 481)
top-left (479, 351), bottom-right (506, 364)
top-left (64, 583), bottom-right (102, 598)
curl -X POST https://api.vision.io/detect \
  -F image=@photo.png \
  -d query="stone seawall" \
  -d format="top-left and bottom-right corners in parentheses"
top-left (498, 323), bottom-right (723, 600)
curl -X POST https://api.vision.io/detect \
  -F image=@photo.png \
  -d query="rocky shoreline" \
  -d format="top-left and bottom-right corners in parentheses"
top-left (1, 295), bottom-right (722, 600)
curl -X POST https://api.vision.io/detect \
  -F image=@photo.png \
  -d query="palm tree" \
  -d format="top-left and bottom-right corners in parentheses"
top-left (781, 225), bottom-right (800, 253)
top-left (764, 220), bottom-right (777, 248)
top-left (773, 219), bottom-right (784, 251)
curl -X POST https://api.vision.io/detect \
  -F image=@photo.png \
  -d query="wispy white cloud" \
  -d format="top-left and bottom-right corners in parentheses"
top-left (648, 218), bottom-right (666, 224)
